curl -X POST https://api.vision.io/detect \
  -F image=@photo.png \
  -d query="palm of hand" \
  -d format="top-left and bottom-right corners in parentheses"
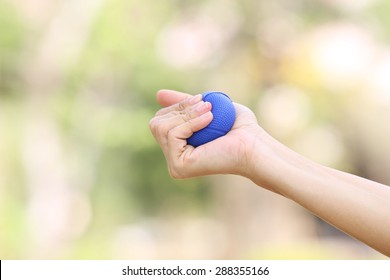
top-left (176, 103), bottom-right (260, 178)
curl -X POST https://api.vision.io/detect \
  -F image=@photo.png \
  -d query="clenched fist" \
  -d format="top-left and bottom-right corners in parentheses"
top-left (149, 89), bottom-right (261, 179)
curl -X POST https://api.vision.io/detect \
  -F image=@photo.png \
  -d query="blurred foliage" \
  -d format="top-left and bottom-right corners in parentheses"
top-left (0, 0), bottom-right (25, 98)
top-left (1, 0), bottom-right (389, 259)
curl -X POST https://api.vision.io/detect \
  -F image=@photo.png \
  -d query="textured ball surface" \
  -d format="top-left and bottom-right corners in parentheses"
top-left (187, 91), bottom-right (236, 147)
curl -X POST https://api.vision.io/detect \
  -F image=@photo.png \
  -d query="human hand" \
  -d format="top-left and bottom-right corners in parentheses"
top-left (150, 90), bottom-right (390, 258)
top-left (149, 89), bottom-right (261, 178)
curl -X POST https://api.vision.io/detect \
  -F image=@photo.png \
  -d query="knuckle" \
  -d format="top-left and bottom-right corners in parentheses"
top-left (179, 110), bottom-right (191, 122)
top-left (168, 165), bottom-right (187, 179)
top-left (149, 118), bottom-right (158, 133)
top-left (184, 153), bottom-right (197, 166)
top-left (177, 96), bottom-right (192, 111)
top-left (167, 153), bottom-right (192, 180)
top-left (154, 107), bottom-right (167, 117)
top-left (166, 127), bottom-right (178, 142)
top-left (177, 100), bottom-right (186, 111)
top-left (157, 122), bottom-right (171, 137)
top-left (149, 117), bottom-right (171, 138)
top-left (166, 127), bottom-right (174, 139)
top-left (168, 168), bottom-right (180, 179)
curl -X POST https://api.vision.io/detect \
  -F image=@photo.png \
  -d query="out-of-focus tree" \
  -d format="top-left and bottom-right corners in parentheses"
top-left (0, 0), bottom-right (389, 259)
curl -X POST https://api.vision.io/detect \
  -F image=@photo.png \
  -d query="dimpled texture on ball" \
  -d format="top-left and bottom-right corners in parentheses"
top-left (187, 91), bottom-right (236, 147)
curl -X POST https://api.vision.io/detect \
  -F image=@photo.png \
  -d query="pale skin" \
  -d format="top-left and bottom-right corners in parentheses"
top-left (149, 89), bottom-right (390, 257)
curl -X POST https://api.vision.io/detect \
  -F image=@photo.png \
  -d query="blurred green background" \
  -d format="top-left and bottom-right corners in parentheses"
top-left (1, 0), bottom-right (390, 259)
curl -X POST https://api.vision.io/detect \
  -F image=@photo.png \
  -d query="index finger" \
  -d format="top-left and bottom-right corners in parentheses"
top-left (157, 89), bottom-right (193, 107)
top-left (155, 94), bottom-right (202, 117)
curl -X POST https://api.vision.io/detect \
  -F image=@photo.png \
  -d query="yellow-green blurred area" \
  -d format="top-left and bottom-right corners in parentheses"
top-left (1, 0), bottom-right (389, 259)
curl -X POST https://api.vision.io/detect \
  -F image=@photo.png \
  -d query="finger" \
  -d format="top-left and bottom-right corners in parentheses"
top-left (159, 100), bottom-right (212, 126)
top-left (165, 111), bottom-right (213, 178)
top-left (167, 110), bottom-right (213, 147)
top-left (155, 93), bottom-right (202, 117)
top-left (149, 101), bottom-right (212, 146)
top-left (157, 89), bottom-right (193, 107)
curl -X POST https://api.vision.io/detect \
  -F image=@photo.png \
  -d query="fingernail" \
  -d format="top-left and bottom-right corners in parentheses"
top-left (192, 101), bottom-right (209, 113)
top-left (189, 94), bottom-right (202, 104)
top-left (201, 111), bottom-right (213, 119)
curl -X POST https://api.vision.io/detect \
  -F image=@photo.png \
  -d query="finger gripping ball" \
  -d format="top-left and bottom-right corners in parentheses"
top-left (187, 91), bottom-right (236, 147)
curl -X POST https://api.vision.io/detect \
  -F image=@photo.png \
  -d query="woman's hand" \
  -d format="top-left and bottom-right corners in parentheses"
top-left (150, 89), bottom-right (390, 257)
top-left (149, 89), bottom-right (261, 179)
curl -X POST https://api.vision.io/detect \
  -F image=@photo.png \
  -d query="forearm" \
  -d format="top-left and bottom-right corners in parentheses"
top-left (152, 89), bottom-right (390, 256)
top-left (248, 133), bottom-right (390, 257)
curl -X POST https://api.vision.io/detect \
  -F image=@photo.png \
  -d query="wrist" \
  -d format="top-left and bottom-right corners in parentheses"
top-left (246, 129), bottom-right (329, 199)
top-left (244, 128), bottom-right (302, 195)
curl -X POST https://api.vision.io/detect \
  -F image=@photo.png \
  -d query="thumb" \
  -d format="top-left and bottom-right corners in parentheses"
top-left (157, 89), bottom-right (193, 107)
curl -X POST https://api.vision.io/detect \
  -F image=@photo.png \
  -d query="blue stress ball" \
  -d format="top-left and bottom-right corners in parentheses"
top-left (187, 91), bottom-right (236, 147)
